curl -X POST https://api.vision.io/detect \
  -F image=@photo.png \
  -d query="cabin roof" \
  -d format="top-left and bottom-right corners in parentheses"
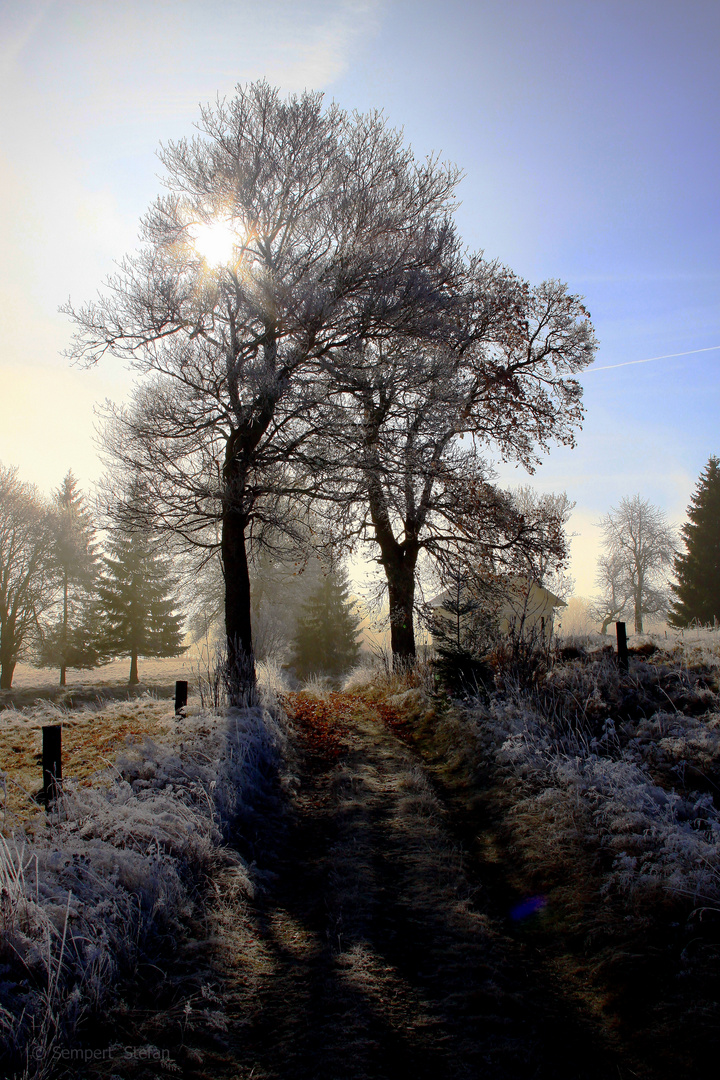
top-left (429, 573), bottom-right (567, 610)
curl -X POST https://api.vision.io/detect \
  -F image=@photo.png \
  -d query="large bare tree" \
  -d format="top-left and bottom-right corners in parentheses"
top-left (590, 551), bottom-right (633, 634)
top-left (597, 495), bottom-right (676, 633)
top-left (65, 82), bottom-right (465, 699)
top-left (308, 274), bottom-right (596, 661)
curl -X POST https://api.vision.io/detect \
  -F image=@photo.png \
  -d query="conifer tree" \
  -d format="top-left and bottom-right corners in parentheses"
top-left (97, 487), bottom-right (185, 684)
top-left (428, 562), bottom-right (501, 693)
top-left (290, 565), bottom-right (361, 681)
top-left (669, 456), bottom-right (720, 627)
top-left (38, 472), bottom-right (102, 685)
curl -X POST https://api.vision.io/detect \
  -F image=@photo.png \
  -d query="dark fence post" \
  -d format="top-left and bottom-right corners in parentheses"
top-left (175, 680), bottom-right (188, 716)
top-left (616, 621), bottom-right (629, 673)
top-left (42, 725), bottom-right (62, 806)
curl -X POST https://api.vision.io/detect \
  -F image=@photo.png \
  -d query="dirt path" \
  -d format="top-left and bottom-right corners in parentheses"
top-left (177, 693), bottom-right (623, 1080)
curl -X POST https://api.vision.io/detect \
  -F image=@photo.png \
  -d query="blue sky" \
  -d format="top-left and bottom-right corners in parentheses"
top-left (0, 0), bottom-right (718, 594)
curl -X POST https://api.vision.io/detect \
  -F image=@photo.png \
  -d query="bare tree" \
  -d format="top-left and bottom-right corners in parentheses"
top-left (510, 485), bottom-right (576, 598)
top-left (307, 273), bottom-right (595, 662)
top-left (590, 551), bottom-right (632, 634)
top-left (65, 82), bottom-right (465, 700)
top-left (0, 465), bottom-right (54, 689)
top-left (597, 495), bottom-right (676, 633)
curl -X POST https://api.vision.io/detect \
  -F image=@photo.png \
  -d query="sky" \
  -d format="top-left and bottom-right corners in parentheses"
top-left (0, 0), bottom-right (718, 597)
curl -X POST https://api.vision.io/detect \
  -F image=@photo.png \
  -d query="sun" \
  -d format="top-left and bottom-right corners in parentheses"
top-left (190, 219), bottom-right (237, 267)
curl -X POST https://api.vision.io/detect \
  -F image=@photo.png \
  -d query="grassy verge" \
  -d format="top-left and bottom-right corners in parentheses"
top-left (353, 642), bottom-right (720, 1079)
top-left (0, 686), bottom-right (287, 1079)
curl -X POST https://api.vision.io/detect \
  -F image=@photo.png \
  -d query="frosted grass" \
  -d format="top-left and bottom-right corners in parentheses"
top-left (0, 692), bottom-right (286, 1078)
top-left (460, 654), bottom-right (720, 912)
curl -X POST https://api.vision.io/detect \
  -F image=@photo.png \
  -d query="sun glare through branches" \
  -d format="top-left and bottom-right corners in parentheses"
top-left (189, 219), bottom-right (238, 266)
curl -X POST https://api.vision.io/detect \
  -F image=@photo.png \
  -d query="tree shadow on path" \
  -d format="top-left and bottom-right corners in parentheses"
top-left (206, 699), bottom-right (624, 1080)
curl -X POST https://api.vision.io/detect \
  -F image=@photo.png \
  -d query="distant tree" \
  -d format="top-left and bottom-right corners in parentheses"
top-left (556, 595), bottom-right (596, 636)
top-left (669, 456), bottom-right (720, 627)
top-left (184, 527), bottom-right (329, 662)
top-left (290, 565), bottom-right (361, 681)
top-left (38, 471), bottom-right (102, 685)
top-left (0, 464), bottom-right (54, 688)
top-left (97, 486), bottom-right (185, 684)
top-left (597, 496), bottom-right (675, 633)
top-left (250, 550), bottom-right (328, 663)
top-left (590, 551), bottom-right (633, 635)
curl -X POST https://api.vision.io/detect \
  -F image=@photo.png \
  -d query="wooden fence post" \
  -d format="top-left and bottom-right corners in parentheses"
top-left (175, 680), bottom-right (188, 716)
top-left (616, 621), bottom-right (629, 673)
top-left (42, 725), bottom-right (62, 805)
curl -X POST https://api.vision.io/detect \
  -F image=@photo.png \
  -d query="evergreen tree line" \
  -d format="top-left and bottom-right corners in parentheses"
top-left (3, 453), bottom-right (717, 692)
top-left (0, 467), bottom-right (184, 688)
top-left (0, 465), bottom-right (363, 689)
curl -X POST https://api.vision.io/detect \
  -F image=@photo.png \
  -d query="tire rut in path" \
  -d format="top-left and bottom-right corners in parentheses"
top-left (207, 696), bottom-right (620, 1080)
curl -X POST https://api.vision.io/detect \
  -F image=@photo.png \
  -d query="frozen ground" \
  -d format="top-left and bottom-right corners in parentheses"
top-left (0, 685), bottom-right (286, 1079)
top-left (73, 690), bottom-right (618, 1080)
top-left (3, 635), bottom-right (720, 1078)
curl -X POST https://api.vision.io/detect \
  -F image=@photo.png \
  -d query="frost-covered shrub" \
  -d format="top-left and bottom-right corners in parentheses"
top-left (343, 656), bottom-right (435, 698)
top-left (299, 673), bottom-right (335, 700)
top-left (458, 676), bottom-right (720, 915)
top-left (255, 658), bottom-right (291, 710)
top-left (342, 663), bottom-right (378, 693)
top-left (633, 710), bottom-right (720, 769)
top-left (0, 702), bottom-right (286, 1078)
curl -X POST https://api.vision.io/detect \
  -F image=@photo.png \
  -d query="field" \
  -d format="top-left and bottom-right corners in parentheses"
top-left (6, 650), bottom-right (204, 692)
top-left (0, 648), bottom-right (211, 831)
top-left (0, 697), bottom-right (180, 830)
top-left (1, 631), bottom-right (720, 1078)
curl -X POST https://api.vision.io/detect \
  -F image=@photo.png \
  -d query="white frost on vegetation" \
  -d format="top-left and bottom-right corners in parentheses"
top-left (461, 667), bottom-right (720, 912)
top-left (0, 697), bottom-right (286, 1078)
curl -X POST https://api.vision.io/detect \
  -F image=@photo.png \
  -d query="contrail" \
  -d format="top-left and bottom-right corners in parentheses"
top-left (587, 344), bottom-right (720, 373)
top-left (1, 0), bottom-right (56, 68)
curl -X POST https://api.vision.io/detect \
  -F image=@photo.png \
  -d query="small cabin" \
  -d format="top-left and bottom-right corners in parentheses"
top-left (430, 574), bottom-right (566, 648)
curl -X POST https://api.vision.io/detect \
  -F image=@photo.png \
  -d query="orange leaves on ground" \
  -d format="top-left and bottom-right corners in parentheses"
top-left (372, 701), bottom-right (413, 742)
top-left (285, 693), bottom-right (351, 761)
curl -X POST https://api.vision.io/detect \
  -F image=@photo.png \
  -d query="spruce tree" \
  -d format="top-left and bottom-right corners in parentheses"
top-left (290, 565), bottom-right (361, 681)
top-left (96, 493), bottom-right (185, 684)
top-left (669, 456), bottom-right (720, 627)
top-left (38, 472), bottom-right (102, 685)
top-left (429, 563), bottom-right (500, 693)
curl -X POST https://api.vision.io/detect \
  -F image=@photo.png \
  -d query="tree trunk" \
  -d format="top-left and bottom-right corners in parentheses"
top-left (221, 506), bottom-right (256, 704)
top-left (0, 657), bottom-right (16, 690)
top-left (381, 543), bottom-right (419, 666)
top-left (60, 573), bottom-right (68, 687)
top-left (129, 650), bottom-right (139, 685)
